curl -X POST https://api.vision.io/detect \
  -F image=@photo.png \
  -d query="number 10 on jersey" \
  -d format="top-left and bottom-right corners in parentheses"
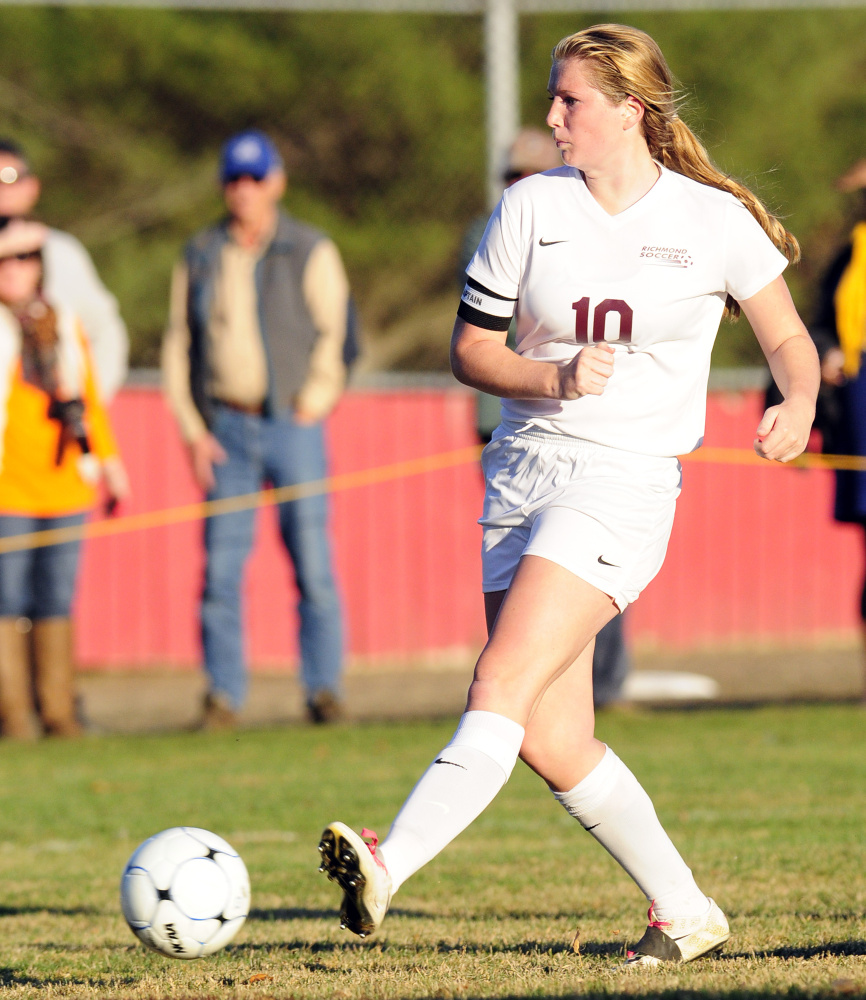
top-left (573, 297), bottom-right (633, 345)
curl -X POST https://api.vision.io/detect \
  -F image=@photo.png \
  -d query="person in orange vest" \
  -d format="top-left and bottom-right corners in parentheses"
top-left (0, 218), bottom-right (128, 739)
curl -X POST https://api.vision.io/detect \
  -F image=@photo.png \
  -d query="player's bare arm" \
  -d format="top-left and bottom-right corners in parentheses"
top-left (741, 274), bottom-right (819, 464)
top-left (451, 318), bottom-right (614, 400)
top-left (451, 319), bottom-right (552, 398)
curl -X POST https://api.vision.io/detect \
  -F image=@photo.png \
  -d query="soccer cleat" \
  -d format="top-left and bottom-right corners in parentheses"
top-left (318, 822), bottom-right (392, 937)
top-left (624, 899), bottom-right (730, 967)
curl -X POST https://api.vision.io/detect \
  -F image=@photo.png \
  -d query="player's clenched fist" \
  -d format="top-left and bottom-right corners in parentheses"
top-left (753, 396), bottom-right (815, 464)
top-left (558, 343), bottom-right (615, 399)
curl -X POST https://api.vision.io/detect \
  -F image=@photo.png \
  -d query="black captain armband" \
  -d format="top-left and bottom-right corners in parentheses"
top-left (457, 277), bottom-right (516, 331)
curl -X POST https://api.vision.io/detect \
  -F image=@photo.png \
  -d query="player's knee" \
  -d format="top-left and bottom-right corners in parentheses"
top-left (466, 668), bottom-right (536, 723)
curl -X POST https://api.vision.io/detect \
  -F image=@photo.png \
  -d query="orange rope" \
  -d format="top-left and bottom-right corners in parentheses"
top-left (0, 441), bottom-right (859, 555)
top-left (0, 445), bottom-right (483, 554)
top-left (682, 447), bottom-right (866, 471)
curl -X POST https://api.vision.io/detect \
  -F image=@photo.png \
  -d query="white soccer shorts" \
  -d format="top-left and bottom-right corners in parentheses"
top-left (480, 426), bottom-right (682, 610)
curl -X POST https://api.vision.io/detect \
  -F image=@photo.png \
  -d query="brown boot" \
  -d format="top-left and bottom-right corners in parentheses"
top-left (31, 617), bottom-right (82, 738)
top-left (0, 617), bottom-right (38, 739)
top-left (199, 692), bottom-right (239, 731)
top-left (306, 690), bottom-right (343, 725)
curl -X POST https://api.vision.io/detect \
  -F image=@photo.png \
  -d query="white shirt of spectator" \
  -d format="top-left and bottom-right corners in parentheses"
top-left (42, 229), bottom-right (129, 400)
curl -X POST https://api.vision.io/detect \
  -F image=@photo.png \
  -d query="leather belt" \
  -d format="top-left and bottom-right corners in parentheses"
top-left (213, 398), bottom-right (264, 416)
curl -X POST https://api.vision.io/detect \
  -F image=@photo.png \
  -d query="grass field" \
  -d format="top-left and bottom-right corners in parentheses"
top-left (0, 703), bottom-right (863, 998)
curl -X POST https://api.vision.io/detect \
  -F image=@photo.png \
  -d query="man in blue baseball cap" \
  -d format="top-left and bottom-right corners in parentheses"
top-left (163, 129), bottom-right (353, 728)
top-left (219, 129), bottom-right (283, 184)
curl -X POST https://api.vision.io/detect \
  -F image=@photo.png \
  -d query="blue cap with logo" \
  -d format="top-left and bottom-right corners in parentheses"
top-left (220, 130), bottom-right (283, 184)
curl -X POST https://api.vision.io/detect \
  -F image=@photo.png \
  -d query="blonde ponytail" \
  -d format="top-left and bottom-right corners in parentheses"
top-left (654, 117), bottom-right (799, 316)
top-left (553, 24), bottom-right (799, 317)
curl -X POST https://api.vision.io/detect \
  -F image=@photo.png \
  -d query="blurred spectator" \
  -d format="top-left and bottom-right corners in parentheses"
top-left (802, 159), bottom-right (866, 701)
top-left (592, 610), bottom-right (632, 710)
top-left (0, 219), bottom-right (129, 739)
top-left (162, 130), bottom-right (351, 729)
top-left (459, 127), bottom-right (633, 709)
top-left (0, 139), bottom-right (129, 399)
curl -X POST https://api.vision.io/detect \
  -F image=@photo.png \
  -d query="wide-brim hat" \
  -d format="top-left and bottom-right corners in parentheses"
top-left (505, 127), bottom-right (562, 177)
top-left (0, 218), bottom-right (47, 258)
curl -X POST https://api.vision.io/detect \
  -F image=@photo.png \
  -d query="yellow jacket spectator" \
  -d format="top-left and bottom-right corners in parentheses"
top-left (0, 219), bottom-right (128, 741)
top-left (0, 301), bottom-right (120, 515)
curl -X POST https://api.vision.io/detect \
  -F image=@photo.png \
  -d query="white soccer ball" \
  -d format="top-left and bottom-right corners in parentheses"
top-left (120, 827), bottom-right (251, 960)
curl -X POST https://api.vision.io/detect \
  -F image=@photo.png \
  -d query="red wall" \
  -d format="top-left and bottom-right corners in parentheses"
top-left (636, 390), bottom-right (862, 648)
top-left (74, 383), bottom-right (862, 671)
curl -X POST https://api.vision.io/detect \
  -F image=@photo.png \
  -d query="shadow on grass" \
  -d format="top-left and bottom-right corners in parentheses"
top-left (250, 906), bottom-right (631, 925)
top-left (0, 969), bottom-right (141, 991)
top-left (227, 937), bottom-right (625, 957)
top-left (0, 905), bottom-right (99, 917)
top-left (0, 967), bottom-right (92, 988)
top-left (228, 935), bottom-right (866, 965)
top-left (248, 905), bottom-right (431, 922)
top-left (31, 943), bottom-right (141, 953)
top-left (643, 696), bottom-right (866, 715)
top-left (729, 940), bottom-right (866, 960)
top-left (0, 969), bottom-right (45, 988)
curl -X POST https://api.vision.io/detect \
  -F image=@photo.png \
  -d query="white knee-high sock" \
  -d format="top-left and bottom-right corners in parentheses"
top-left (379, 710), bottom-right (525, 894)
top-left (553, 745), bottom-right (709, 921)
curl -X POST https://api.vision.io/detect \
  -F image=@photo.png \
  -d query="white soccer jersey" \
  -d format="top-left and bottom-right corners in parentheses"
top-left (463, 165), bottom-right (787, 457)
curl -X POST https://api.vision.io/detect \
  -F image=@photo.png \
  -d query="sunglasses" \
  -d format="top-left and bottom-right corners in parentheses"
top-left (0, 250), bottom-right (41, 264)
top-left (223, 172), bottom-right (267, 186)
top-left (0, 166), bottom-right (30, 186)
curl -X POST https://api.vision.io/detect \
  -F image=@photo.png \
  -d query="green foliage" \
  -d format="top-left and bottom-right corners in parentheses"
top-left (0, 704), bottom-right (863, 996)
top-left (0, 9), bottom-right (865, 370)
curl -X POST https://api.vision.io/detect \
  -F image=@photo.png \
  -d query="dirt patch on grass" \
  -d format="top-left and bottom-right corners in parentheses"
top-left (77, 645), bottom-right (865, 734)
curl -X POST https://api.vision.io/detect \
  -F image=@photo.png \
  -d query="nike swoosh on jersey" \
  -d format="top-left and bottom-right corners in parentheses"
top-left (538, 238), bottom-right (568, 246)
top-left (597, 555), bottom-right (620, 567)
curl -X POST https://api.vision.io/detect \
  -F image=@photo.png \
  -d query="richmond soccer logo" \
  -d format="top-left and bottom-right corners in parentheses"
top-left (639, 246), bottom-right (694, 268)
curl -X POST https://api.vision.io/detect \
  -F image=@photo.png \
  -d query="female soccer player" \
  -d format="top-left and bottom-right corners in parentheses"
top-left (319, 23), bottom-right (819, 965)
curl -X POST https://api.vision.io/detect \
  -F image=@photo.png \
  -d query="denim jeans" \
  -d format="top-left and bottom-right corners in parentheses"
top-left (201, 404), bottom-right (344, 709)
top-left (0, 513), bottom-right (86, 619)
top-left (591, 612), bottom-right (631, 708)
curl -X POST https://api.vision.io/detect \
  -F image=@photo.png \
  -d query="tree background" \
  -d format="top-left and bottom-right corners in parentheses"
top-left (1, 6), bottom-right (864, 371)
